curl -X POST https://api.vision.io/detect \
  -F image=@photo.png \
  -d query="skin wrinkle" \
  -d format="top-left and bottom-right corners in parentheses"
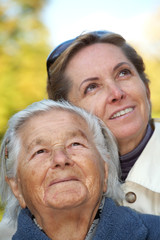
top-left (8, 109), bottom-right (108, 239)
top-left (26, 129), bottom-right (89, 156)
top-left (66, 43), bottom-right (150, 155)
top-left (78, 61), bottom-right (132, 91)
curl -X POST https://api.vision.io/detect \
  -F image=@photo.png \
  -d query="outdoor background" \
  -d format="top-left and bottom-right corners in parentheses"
top-left (0, 0), bottom-right (160, 220)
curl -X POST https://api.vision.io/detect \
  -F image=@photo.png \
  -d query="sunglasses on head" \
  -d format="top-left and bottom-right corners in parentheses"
top-left (46, 30), bottom-right (112, 75)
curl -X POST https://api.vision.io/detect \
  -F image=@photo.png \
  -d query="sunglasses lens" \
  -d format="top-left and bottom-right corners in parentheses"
top-left (47, 38), bottom-right (75, 71)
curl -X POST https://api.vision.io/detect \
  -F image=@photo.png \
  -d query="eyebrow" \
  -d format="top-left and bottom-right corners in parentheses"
top-left (79, 77), bottom-right (99, 90)
top-left (113, 62), bottom-right (132, 72)
top-left (26, 129), bottom-right (89, 152)
top-left (79, 62), bottom-right (132, 90)
top-left (26, 138), bottom-right (49, 152)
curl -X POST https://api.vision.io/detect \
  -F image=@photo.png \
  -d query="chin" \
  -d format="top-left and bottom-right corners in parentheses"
top-left (116, 118), bottom-right (147, 136)
top-left (116, 124), bottom-right (147, 147)
top-left (44, 184), bottom-right (88, 209)
top-left (46, 194), bottom-right (88, 210)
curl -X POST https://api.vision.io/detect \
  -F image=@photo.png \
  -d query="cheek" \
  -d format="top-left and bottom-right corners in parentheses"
top-left (129, 79), bottom-right (148, 100)
top-left (136, 85), bottom-right (151, 112)
top-left (79, 99), bottom-right (103, 120)
top-left (18, 164), bottom-right (48, 195)
top-left (19, 171), bottom-right (36, 195)
top-left (83, 159), bottom-right (105, 195)
top-left (144, 94), bottom-right (151, 113)
top-left (19, 172), bottom-right (46, 209)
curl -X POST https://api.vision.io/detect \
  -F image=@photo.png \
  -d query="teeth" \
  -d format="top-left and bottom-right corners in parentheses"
top-left (111, 108), bottom-right (133, 119)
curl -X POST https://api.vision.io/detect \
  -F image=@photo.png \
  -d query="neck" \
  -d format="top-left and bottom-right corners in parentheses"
top-left (34, 200), bottom-right (101, 240)
top-left (118, 124), bottom-right (149, 155)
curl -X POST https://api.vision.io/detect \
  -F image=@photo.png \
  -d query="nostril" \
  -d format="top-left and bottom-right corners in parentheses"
top-left (55, 164), bottom-right (60, 167)
top-left (65, 162), bottom-right (70, 166)
top-left (111, 90), bottom-right (124, 103)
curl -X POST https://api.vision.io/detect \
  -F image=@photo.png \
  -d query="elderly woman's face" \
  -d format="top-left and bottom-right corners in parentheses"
top-left (66, 43), bottom-right (150, 154)
top-left (11, 110), bottom-right (108, 215)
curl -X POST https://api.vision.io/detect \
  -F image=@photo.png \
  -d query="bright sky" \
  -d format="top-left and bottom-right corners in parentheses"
top-left (43, 0), bottom-right (160, 49)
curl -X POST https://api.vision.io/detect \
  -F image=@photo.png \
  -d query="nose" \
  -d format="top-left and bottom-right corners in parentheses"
top-left (106, 82), bottom-right (126, 104)
top-left (51, 147), bottom-right (74, 169)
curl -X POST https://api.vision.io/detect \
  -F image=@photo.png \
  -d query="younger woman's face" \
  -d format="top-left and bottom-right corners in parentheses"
top-left (66, 43), bottom-right (150, 154)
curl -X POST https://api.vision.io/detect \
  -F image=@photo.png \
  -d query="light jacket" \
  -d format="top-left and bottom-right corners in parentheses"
top-left (12, 198), bottom-right (160, 240)
top-left (121, 119), bottom-right (160, 215)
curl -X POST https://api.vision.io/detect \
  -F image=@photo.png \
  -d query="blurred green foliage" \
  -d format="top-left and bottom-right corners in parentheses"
top-left (0, 0), bottom-right (51, 213)
top-left (0, 0), bottom-right (160, 218)
top-left (0, 1), bottom-right (160, 144)
top-left (0, 211), bottom-right (4, 221)
top-left (0, 200), bottom-right (4, 221)
top-left (0, 0), bottom-right (50, 141)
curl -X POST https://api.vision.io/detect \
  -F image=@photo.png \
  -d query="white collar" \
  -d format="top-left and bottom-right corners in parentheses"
top-left (126, 120), bottom-right (160, 192)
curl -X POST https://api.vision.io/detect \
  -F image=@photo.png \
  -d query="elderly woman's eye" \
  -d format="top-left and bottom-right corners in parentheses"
top-left (71, 142), bottom-right (81, 147)
top-left (36, 149), bottom-right (46, 155)
top-left (84, 83), bottom-right (98, 95)
top-left (119, 69), bottom-right (131, 77)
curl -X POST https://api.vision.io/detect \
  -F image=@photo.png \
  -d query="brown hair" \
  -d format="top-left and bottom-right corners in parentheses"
top-left (47, 31), bottom-right (150, 101)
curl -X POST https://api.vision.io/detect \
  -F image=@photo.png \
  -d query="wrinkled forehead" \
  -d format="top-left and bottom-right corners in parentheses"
top-left (17, 108), bottom-right (92, 139)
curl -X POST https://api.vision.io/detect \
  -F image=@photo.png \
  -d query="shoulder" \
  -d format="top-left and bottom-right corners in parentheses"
top-left (13, 208), bottom-right (49, 240)
top-left (94, 198), bottom-right (160, 240)
top-left (94, 198), bottom-right (147, 240)
top-left (138, 212), bottom-right (160, 239)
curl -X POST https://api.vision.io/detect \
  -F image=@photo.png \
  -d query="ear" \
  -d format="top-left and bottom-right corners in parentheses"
top-left (5, 176), bottom-right (26, 208)
top-left (103, 162), bottom-right (108, 193)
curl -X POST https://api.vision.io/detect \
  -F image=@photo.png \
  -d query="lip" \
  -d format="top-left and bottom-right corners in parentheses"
top-left (109, 106), bottom-right (135, 120)
top-left (49, 176), bottom-right (79, 186)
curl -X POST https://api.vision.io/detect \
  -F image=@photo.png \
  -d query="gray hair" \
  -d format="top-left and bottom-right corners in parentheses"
top-left (0, 99), bottom-right (123, 225)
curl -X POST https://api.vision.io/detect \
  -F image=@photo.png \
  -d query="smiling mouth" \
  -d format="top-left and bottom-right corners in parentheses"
top-left (110, 107), bottom-right (134, 119)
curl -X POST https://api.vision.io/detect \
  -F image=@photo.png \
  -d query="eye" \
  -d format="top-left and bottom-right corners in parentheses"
top-left (68, 141), bottom-right (85, 149)
top-left (71, 142), bottom-right (81, 147)
top-left (29, 148), bottom-right (49, 161)
top-left (35, 149), bottom-right (46, 155)
top-left (119, 69), bottom-right (131, 78)
top-left (84, 83), bottom-right (98, 95)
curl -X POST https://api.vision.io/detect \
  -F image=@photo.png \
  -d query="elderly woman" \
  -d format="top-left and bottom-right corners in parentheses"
top-left (46, 30), bottom-right (160, 215)
top-left (0, 99), bottom-right (160, 240)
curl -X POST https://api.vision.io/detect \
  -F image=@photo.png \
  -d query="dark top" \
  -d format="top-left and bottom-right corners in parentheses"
top-left (13, 198), bottom-right (160, 240)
